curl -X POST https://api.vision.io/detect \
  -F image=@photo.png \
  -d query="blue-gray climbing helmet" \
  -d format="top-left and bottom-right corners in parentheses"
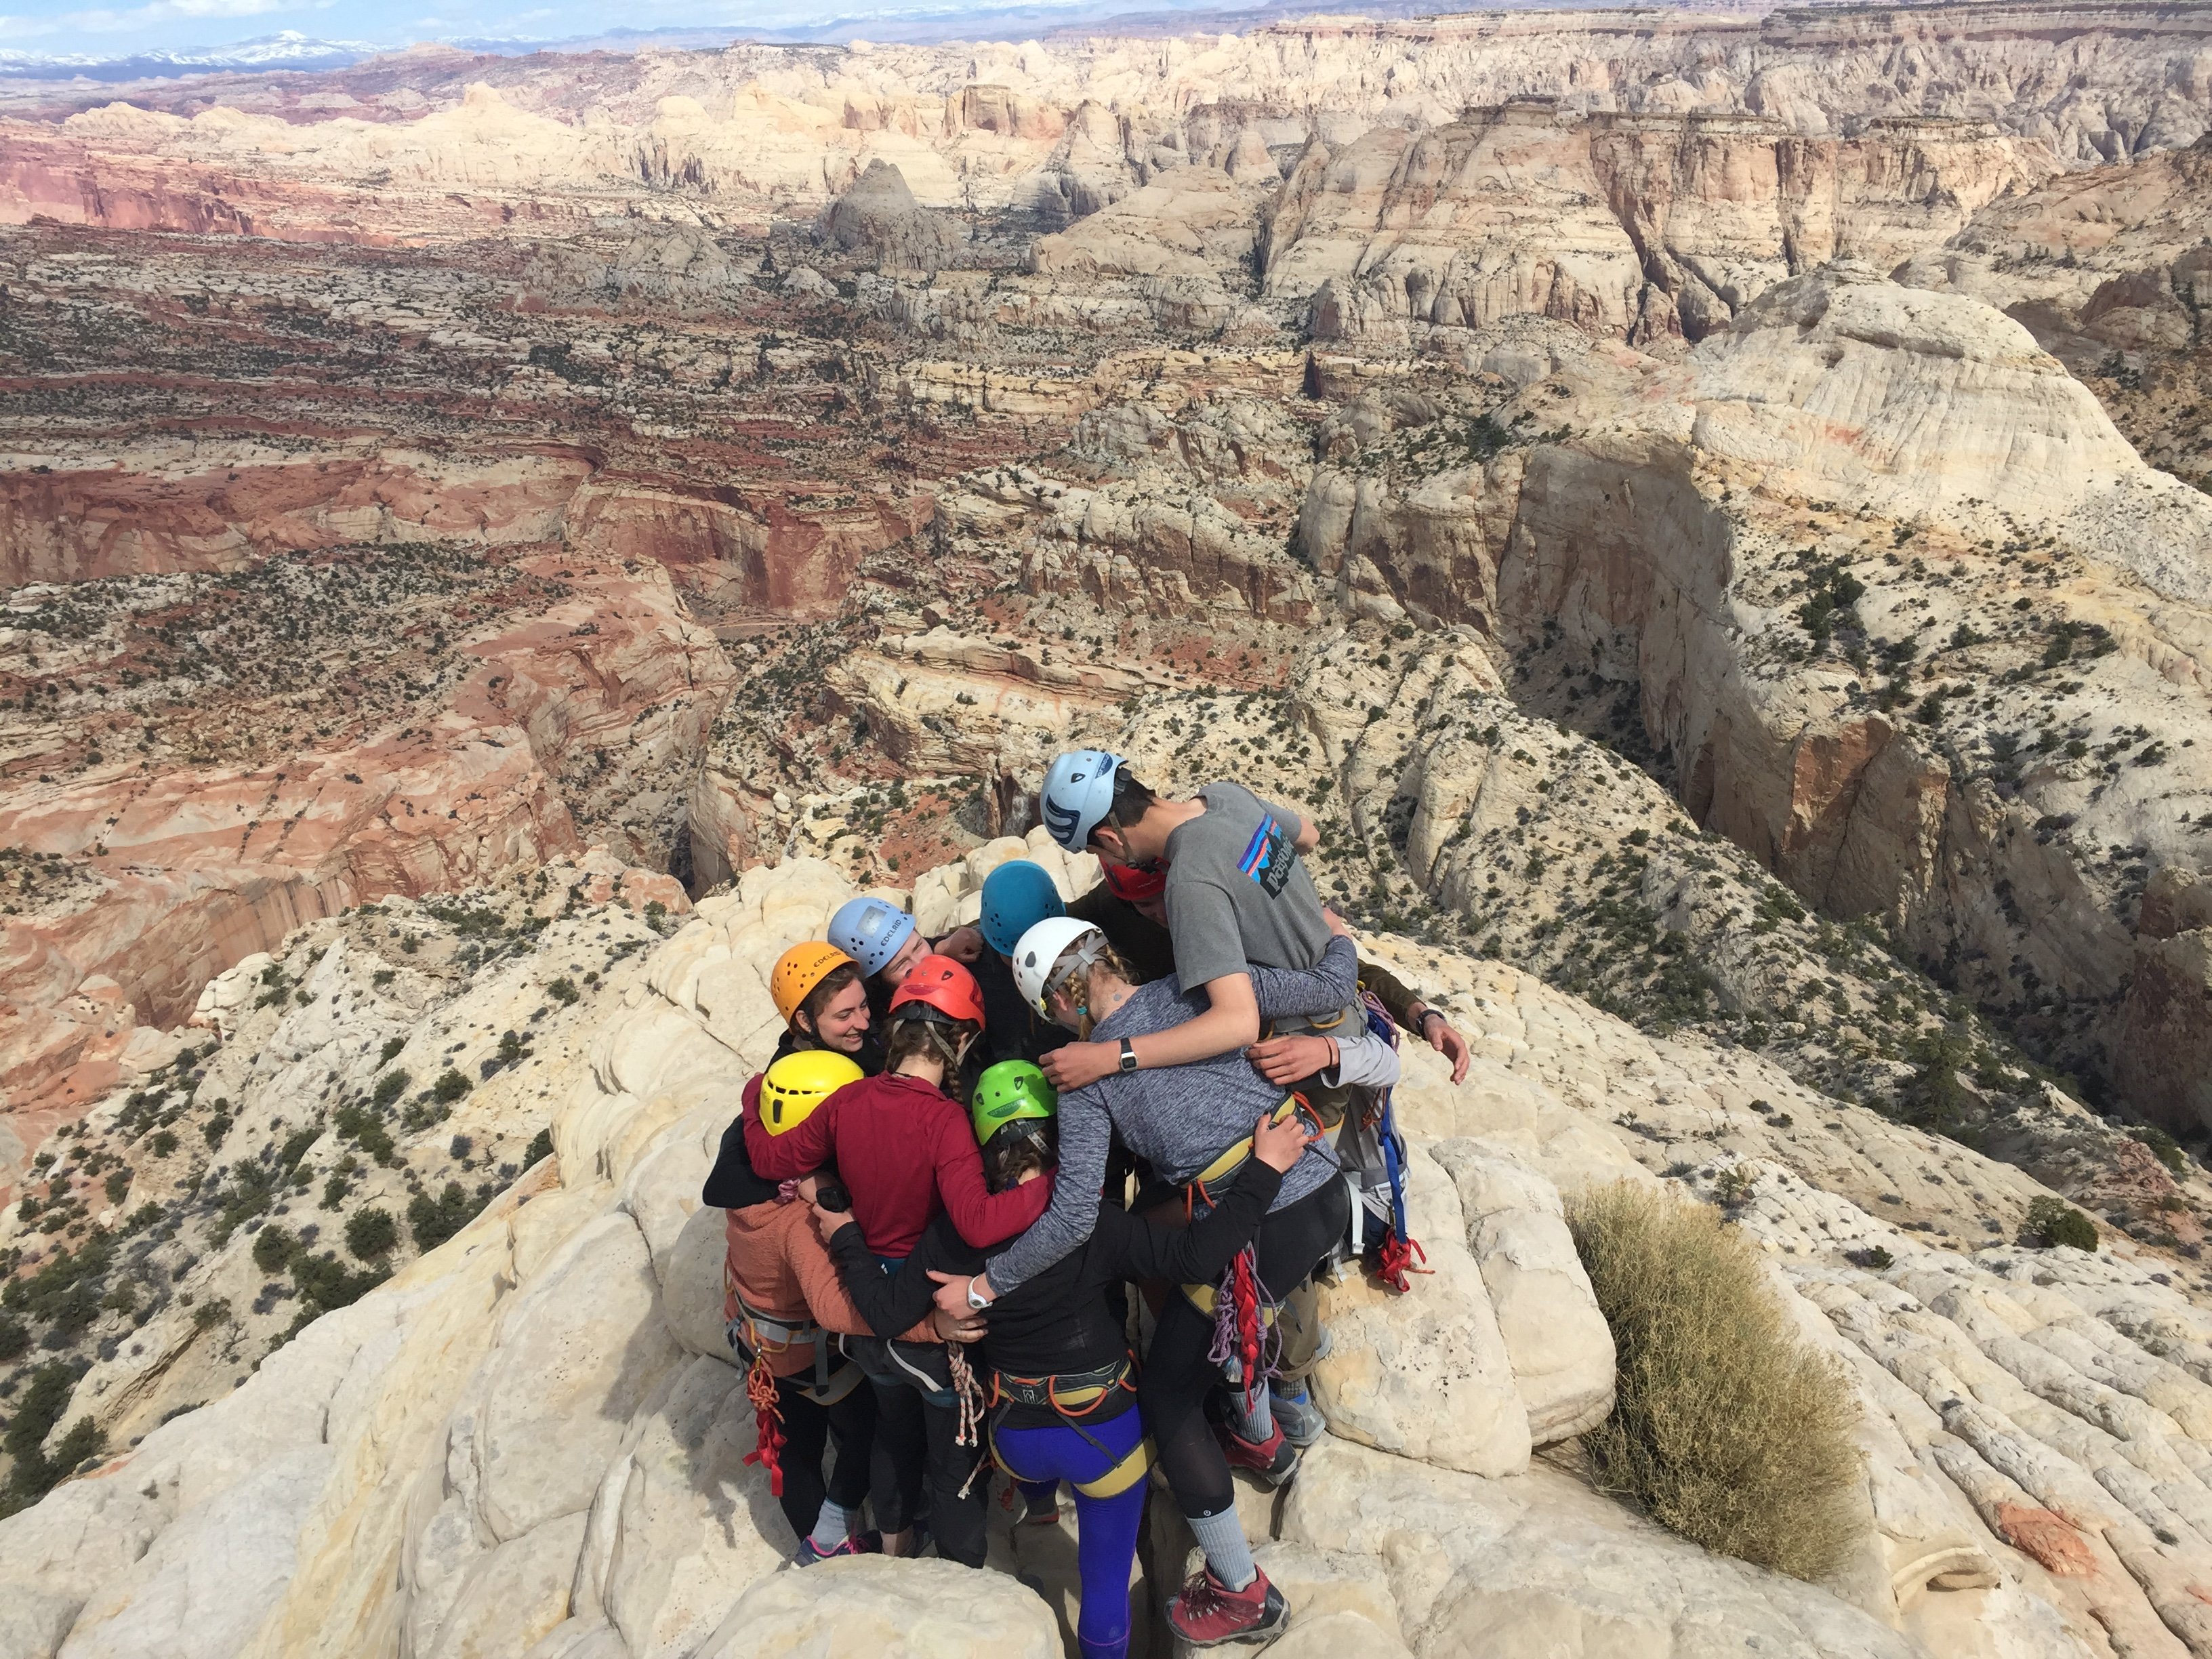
top-left (1039, 749), bottom-right (1127, 853)
top-left (827, 895), bottom-right (916, 977)
top-left (979, 860), bottom-right (1065, 956)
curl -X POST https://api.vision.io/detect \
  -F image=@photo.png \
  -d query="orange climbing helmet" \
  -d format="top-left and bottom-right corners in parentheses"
top-left (888, 954), bottom-right (987, 1029)
top-left (770, 941), bottom-right (856, 1027)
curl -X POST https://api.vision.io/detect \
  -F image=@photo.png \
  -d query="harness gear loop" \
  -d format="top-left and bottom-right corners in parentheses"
top-left (985, 1355), bottom-right (1153, 1497)
top-left (741, 1351), bottom-right (787, 1496)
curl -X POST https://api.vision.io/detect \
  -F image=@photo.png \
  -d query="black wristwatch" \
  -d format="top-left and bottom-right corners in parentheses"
top-left (1118, 1036), bottom-right (1139, 1074)
top-left (1417, 1009), bottom-right (1446, 1034)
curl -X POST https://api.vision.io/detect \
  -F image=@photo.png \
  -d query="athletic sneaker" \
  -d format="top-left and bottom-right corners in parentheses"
top-left (1166, 1564), bottom-right (1290, 1647)
top-left (1269, 1385), bottom-right (1326, 1449)
top-left (794, 1530), bottom-right (879, 1566)
top-left (1217, 1418), bottom-right (1301, 1490)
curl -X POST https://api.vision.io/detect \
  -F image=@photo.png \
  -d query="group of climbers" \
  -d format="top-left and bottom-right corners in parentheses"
top-left (703, 751), bottom-right (1472, 1652)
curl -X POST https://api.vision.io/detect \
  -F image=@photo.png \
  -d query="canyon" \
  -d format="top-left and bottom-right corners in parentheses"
top-left (0, 1), bottom-right (2209, 1654)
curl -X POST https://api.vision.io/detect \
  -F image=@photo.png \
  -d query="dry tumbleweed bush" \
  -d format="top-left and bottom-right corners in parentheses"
top-left (1567, 1182), bottom-right (1862, 1581)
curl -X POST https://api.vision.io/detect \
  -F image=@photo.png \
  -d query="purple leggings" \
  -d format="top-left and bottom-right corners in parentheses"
top-left (993, 1404), bottom-right (1149, 1659)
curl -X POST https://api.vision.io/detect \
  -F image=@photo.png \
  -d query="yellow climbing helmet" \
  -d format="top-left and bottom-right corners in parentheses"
top-left (770, 941), bottom-right (856, 1027)
top-left (758, 1050), bottom-right (865, 1135)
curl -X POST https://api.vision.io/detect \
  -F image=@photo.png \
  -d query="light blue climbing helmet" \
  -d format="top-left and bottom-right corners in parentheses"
top-left (1039, 749), bottom-right (1127, 853)
top-left (827, 895), bottom-right (917, 977)
top-left (979, 860), bottom-right (1065, 957)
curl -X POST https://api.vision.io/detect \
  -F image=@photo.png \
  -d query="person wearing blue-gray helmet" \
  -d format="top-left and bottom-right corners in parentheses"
top-left (828, 895), bottom-right (922, 982)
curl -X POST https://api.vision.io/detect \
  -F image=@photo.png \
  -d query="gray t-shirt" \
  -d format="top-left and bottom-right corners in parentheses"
top-left (1165, 781), bottom-right (1340, 1008)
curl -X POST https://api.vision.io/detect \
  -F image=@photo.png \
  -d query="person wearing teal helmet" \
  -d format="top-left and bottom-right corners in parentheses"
top-left (979, 861), bottom-right (1065, 958)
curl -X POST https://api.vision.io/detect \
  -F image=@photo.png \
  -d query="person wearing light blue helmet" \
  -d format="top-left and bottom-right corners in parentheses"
top-left (829, 895), bottom-right (924, 983)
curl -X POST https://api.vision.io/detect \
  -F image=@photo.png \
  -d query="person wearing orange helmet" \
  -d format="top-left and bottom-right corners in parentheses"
top-left (702, 941), bottom-right (884, 1218)
top-left (747, 954), bottom-right (1054, 1568)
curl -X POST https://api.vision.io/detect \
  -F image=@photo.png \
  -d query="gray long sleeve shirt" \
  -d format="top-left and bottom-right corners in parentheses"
top-left (987, 935), bottom-right (1392, 1296)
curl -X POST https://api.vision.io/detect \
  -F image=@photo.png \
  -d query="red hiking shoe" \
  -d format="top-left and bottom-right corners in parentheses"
top-left (1216, 1419), bottom-right (1301, 1490)
top-left (1166, 1564), bottom-right (1290, 1647)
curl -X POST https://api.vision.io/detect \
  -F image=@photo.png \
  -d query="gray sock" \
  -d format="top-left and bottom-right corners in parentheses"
top-left (809, 1498), bottom-right (852, 1552)
top-left (1227, 1387), bottom-right (1274, 1445)
top-left (1187, 1508), bottom-right (1257, 1591)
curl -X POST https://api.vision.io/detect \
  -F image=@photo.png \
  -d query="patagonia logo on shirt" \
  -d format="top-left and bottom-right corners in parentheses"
top-left (1239, 815), bottom-right (1296, 898)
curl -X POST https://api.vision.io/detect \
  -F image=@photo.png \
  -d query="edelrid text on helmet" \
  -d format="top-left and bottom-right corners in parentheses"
top-left (827, 895), bottom-right (917, 977)
top-left (979, 859), bottom-right (1065, 956)
top-left (769, 940), bottom-right (855, 1027)
top-left (1039, 749), bottom-right (1127, 853)
top-left (759, 1050), bottom-right (865, 1135)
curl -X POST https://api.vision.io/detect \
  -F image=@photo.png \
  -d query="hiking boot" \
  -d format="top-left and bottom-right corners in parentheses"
top-left (1269, 1385), bottom-right (1326, 1449)
top-left (1166, 1564), bottom-right (1290, 1647)
top-left (794, 1530), bottom-right (879, 1565)
top-left (1005, 1479), bottom-right (1062, 1528)
top-left (1216, 1418), bottom-right (1300, 1490)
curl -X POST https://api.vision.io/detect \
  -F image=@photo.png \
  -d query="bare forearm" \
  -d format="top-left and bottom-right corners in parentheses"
top-left (1131, 984), bottom-right (1258, 1067)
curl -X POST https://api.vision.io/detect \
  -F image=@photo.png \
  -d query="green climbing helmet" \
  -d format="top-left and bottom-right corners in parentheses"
top-left (970, 1059), bottom-right (1057, 1146)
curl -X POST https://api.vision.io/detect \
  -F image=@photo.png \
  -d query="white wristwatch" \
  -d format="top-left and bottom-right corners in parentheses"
top-left (965, 1278), bottom-right (991, 1311)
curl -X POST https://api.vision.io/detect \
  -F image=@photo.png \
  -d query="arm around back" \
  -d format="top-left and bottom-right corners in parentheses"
top-left (1088, 1158), bottom-right (1284, 1290)
top-left (745, 1082), bottom-right (839, 1181)
top-left (930, 1099), bottom-right (1055, 1247)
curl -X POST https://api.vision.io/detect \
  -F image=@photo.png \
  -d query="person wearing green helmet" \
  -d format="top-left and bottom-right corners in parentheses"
top-left (970, 1057), bottom-right (1057, 1148)
top-left (817, 1062), bottom-right (1307, 1659)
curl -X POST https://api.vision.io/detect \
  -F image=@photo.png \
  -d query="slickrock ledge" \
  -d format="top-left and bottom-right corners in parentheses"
top-left (5, 842), bottom-right (2207, 1658)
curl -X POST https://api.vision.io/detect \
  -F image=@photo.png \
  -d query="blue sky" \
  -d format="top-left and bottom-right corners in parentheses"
top-left (0, 0), bottom-right (1126, 56)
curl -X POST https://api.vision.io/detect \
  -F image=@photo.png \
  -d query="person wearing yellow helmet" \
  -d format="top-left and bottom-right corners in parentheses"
top-left (719, 1050), bottom-right (959, 1568)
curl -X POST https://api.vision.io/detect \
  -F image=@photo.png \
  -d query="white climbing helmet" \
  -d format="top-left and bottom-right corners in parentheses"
top-left (1038, 749), bottom-right (1127, 853)
top-left (1012, 916), bottom-right (1111, 1022)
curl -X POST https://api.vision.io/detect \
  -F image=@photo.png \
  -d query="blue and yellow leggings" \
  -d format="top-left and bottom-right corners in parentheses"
top-left (992, 1405), bottom-right (1149, 1659)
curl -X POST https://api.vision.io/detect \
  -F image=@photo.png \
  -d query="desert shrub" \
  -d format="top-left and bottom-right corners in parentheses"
top-left (370, 1071), bottom-right (409, 1111)
top-left (2023, 1196), bottom-right (2099, 1252)
top-left (430, 1069), bottom-right (470, 1105)
top-left (344, 1208), bottom-right (397, 1260)
top-left (0, 1313), bottom-right (27, 1361)
top-left (523, 1128), bottom-right (554, 1167)
top-left (407, 1182), bottom-right (485, 1254)
top-left (1567, 1183), bottom-right (1861, 1581)
top-left (252, 1225), bottom-right (298, 1274)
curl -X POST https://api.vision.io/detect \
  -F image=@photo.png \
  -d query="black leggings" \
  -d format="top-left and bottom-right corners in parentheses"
top-left (1139, 1176), bottom-right (1348, 1518)
top-left (869, 1377), bottom-right (990, 1567)
top-left (773, 1372), bottom-right (876, 1544)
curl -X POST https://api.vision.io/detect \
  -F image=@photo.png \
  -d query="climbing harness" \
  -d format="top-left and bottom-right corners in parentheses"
top-left (985, 1355), bottom-right (1155, 1499)
top-left (1172, 1094), bottom-right (1319, 1406)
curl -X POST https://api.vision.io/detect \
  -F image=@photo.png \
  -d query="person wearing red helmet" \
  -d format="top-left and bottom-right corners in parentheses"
top-left (747, 953), bottom-right (1051, 1568)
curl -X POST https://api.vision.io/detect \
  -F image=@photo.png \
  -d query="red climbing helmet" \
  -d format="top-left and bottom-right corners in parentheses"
top-left (1101, 860), bottom-right (1166, 903)
top-left (887, 954), bottom-right (987, 1028)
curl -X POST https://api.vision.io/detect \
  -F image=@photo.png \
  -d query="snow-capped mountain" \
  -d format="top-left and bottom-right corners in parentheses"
top-left (0, 31), bottom-right (384, 82)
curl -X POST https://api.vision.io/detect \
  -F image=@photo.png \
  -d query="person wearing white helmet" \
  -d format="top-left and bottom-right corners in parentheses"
top-left (947, 913), bottom-right (1395, 1647)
